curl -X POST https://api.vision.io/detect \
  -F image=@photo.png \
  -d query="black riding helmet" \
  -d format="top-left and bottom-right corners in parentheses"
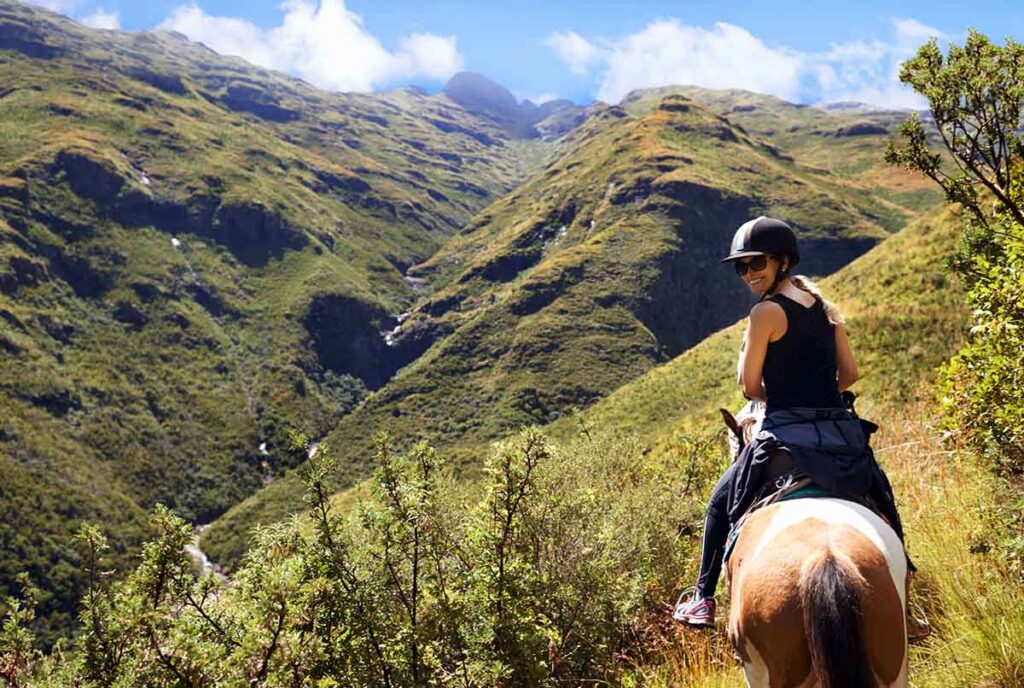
top-left (721, 216), bottom-right (800, 266)
top-left (722, 216), bottom-right (800, 300)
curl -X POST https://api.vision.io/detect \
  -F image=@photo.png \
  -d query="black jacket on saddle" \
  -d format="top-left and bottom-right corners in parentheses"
top-left (725, 407), bottom-right (904, 542)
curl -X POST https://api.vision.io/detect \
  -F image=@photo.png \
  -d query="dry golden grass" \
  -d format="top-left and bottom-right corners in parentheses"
top-left (630, 397), bottom-right (1024, 687)
top-left (880, 403), bottom-right (1024, 688)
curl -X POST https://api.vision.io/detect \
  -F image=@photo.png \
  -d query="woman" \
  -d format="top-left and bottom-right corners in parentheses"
top-left (671, 216), bottom-right (928, 641)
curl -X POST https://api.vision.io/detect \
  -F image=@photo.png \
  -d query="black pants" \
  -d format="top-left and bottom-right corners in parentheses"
top-left (694, 463), bottom-right (737, 599)
top-left (692, 460), bottom-right (912, 599)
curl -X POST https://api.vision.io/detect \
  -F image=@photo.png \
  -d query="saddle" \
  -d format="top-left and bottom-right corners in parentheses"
top-left (723, 449), bottom-right (895, 566)
top-left (721, 393), bottom-right (912, 569)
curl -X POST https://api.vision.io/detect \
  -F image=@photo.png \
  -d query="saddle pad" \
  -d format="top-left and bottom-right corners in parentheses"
top-left (723, 486), bottom-right (864, 564)
top-left (777, 482), bottom-right (848, 502)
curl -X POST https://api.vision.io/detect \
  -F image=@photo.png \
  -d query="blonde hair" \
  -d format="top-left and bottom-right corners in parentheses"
top-left (791, 274), bottom-right (844, 326)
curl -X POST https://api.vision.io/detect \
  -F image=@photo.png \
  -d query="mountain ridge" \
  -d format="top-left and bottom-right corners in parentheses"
top-left (0, 0), bottom-right (563, 639)
top-left (443, 71), bottom-right (588, 139)
top-left (0, 0), bottom-right (947, 640)
top-left (202, 91), bottom-right (940, 565)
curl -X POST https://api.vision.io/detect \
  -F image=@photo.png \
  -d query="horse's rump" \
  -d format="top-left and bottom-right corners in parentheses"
top-left (728, 498), bottom-right (908, 688)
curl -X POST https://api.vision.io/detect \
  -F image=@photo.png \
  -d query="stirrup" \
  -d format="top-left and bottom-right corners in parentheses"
top-left (907, 602), bottom-right (931, 643)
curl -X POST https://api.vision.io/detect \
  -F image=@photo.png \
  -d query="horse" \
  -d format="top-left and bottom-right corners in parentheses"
top-left (721, 403), bottom-right (909, 688)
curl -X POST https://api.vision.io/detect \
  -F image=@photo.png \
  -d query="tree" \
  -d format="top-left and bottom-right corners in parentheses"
top-left (885, 29), bottom-right (1024, 229)
top-left (888, 31), bottom-right (1024, 482)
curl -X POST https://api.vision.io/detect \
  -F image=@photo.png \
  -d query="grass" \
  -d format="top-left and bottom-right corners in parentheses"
top-left (626, 399), bottom-right (1024, 687)
top-left (893, 418), bottom-right (1024, 687)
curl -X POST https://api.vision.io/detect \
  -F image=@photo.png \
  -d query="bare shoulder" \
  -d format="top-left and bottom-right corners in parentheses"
top-left (749, 300), bottom-right (785, 323)
top-left (748, 300), bottom-right (786, 339)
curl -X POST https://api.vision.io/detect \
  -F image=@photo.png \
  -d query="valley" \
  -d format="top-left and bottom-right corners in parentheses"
top-left (0, 0), bottom-right (945, 643)
top-left (203, 93), bottom-right (941, 566)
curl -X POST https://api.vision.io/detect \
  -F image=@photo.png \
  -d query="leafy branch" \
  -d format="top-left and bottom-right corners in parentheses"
top-left (885, 30), bottom-right (1024, 229)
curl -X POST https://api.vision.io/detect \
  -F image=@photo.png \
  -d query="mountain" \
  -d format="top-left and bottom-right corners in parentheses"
top-left (443, 72), bottom-right (589, 139)
top-left (620, 85), bottom-right (944, 216)
top-left (0, 0), bottom-right (560, 639)
top-left (0, 0), bottom-right (947, 639)
top-left (203, 92), bottom-right (941, 566)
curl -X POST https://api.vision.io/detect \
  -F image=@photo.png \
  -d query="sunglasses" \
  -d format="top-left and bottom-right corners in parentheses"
top-left (733, 255), bottom-right (773, 276)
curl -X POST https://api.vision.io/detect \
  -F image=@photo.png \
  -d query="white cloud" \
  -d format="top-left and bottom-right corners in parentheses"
top-left (25, 0), bottom-right (120, 32)
top-left (545, 30), bottom-right (600, 75)
top-left (595, 20), bottom-right (803, 104)
top-left (809, 18), bottom-right (943, 108)
top-left (550, 17), bottom-right (943, 109)
top-left (892, 18), bottom-right (945, 46)
top-left (396, 33), bottom-right (465, 80)
top-left (159, 0), bottom-right (463, 92)
top-left (81, 8), bottom-right (120, 30)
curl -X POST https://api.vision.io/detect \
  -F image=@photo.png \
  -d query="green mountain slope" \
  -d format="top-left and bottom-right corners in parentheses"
top-left (0, 0), bottom-right (953, 637)
top-left (622, 85), bottom-right (944, 216)
top-left (0, 0), bottom-right (553, 638)
top-left (204, 93), bottom-right (940, 565)
top-left (545, 201), bottom-right (967, 449)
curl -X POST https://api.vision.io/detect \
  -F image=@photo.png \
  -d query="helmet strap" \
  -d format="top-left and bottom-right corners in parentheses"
top-left (758, 274), bottom-right (782, 303)
top-left (757, 255), bottom-right (789, 303)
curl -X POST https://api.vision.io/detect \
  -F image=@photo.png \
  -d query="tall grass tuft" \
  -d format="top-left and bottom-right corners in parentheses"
top-left (878, 402), bottom-right (1024, 688)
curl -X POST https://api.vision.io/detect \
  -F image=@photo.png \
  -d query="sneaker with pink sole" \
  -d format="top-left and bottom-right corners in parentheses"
top-left (672, 591), bottom-right (716, 628)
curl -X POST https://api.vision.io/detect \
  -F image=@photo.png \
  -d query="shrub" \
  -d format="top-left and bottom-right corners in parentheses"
top-left (0, 423), bottom-right (721, 686)
top-left (939, 211), bottom-right (1024, 476)
top-left (887, 29), bottom-right (1024, 571)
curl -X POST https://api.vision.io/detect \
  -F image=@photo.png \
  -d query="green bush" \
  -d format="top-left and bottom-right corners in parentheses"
top-left (939, 211), bottom-right (1024, 476)
top-left (886, 29), bottom-right (1024, 474)
top-left (888, 29), bottom-right (1024, 572)
top-left (0, 424), bottom-right (720, 686)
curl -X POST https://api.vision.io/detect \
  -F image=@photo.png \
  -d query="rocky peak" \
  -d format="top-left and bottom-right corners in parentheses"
top-left (443, 71), bottom-right (585, 139)
top-left (444, 72), bottom-right (520, 120)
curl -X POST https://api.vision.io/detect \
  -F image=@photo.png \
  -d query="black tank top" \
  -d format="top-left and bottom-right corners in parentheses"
top-left (762, 293), bottom-right (843, 413)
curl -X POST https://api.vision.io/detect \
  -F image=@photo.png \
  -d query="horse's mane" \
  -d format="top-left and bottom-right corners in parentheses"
top-left (728, 400), bottom-right (766, 460)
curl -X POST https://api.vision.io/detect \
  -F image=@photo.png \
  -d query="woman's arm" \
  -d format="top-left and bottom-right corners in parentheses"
top-left (736, 327), bottom-right (746, 384)
top-left (739, 302), bottom-right (784, 401)
top-left (835, 322), bottom-right (858, 391)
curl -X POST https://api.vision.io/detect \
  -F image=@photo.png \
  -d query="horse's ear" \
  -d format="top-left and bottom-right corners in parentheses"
top-left (720, 408), bottom-right (742, 439)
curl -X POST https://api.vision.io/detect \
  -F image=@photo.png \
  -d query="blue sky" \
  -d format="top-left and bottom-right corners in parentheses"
top-left (28, 0), bottom-right (1024, 108)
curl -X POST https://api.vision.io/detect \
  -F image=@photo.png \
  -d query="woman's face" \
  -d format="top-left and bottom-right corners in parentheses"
top-left (735, 254), bottom-right (780, 296)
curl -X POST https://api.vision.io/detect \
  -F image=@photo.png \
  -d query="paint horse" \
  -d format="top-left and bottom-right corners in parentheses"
top-left (721, 402), bottom-right (908, 688)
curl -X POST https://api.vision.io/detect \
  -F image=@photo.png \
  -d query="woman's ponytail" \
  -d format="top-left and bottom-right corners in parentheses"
top-left (792, 275), bottom-right (844, 326)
